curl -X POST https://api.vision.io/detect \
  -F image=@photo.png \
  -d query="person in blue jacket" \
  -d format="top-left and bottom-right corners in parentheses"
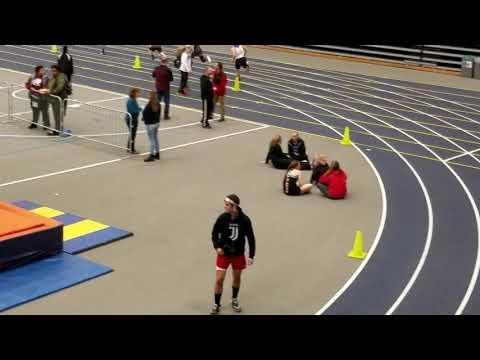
top-left (126, 88), bottom-right (142, 154)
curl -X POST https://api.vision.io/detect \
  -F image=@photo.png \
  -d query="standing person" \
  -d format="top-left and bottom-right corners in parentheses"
top-left (210, 194), bottom-right (256, 315)
top-left (230, 45), bottom-right (249, 81)
top-left (126, 88), bottom-right (142, 154)
top-left (212, 62), bottom-right (227, 122)
top-left (200, 67), bottom-right (214, 128)
top-left (178, 45), bottom-right (193, 96)
top-left (152, 54), bottom-right (173, 120)
top-left (25, 65), bottom-right (50, 130)
top-left (142, 91), bottom-right (161, 162)
top-left (283, 160), bottom-right (313, 196)
top-left (46, 65), bottom-right (68, 136)
top-left (57, 46), bottom-right (73, 116)
top-left (310, 153), bottom-right (330, 185)
top-left (317, 161), bottom-right (348, 199)
top-left (57, 46), bottom-right (74, 82)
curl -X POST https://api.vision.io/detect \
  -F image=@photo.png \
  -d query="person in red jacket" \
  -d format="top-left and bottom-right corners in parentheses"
top-left (317, 160), bottom-right (347, 199)
top-left (212, 62), bottom-right (227, 122)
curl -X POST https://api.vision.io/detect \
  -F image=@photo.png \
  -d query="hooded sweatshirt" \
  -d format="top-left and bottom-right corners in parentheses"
top-left (319, 169), bottom-right (347, 199)
top-left (212, 209), bottom-right (256, 259)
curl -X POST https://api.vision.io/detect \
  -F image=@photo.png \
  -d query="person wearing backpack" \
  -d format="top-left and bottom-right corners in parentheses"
top-left (45, 65), bottom-right (69, 136)
top-left (58, 46), bottom-right (74, 82)
top-left (57, 46), bottom-right (73, 116)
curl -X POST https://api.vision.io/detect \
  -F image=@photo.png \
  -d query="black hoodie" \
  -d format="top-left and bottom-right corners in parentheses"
top-left (212, 209), bottom-right (256, 259)
top-left (288, 138), bottom-right (307, 160)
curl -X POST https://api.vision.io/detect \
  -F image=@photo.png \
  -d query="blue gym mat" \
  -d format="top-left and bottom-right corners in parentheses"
top-left (0, 252), bottom-right (112, 312)
top-left (11, 200), bottom-right (132, 254)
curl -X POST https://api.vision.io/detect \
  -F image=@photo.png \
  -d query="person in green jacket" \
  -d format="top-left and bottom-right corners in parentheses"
top-left (46, 65), bottom-right (68, 136)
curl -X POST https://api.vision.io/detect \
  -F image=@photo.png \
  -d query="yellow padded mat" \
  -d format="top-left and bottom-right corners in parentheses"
top-left (31, 207), bottom-right (65, 218)
top-left (63, 219), bottom-right (109, 241)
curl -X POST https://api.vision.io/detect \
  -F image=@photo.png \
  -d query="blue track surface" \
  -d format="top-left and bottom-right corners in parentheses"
top-left (2, 44), bottom-right (480, 314)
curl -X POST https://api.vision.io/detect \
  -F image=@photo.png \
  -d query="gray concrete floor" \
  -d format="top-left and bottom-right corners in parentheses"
top-left (0, 70), bottom-right (381, 314)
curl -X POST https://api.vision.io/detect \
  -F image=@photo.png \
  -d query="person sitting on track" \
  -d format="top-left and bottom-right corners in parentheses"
top-left (288, 131), bottom-right (311, 170)
top-left (265, 135), bottom-right (291, 169)
top-left (317, 160), bottom-right (347, 199)
top-left (310, 153), bottom-right (329, 185)
top-left (283, 160), bottom-right (313, 196)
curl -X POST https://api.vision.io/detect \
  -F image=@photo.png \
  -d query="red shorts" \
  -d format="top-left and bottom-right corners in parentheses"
top-left (216, 255), bottom-right (246, 271)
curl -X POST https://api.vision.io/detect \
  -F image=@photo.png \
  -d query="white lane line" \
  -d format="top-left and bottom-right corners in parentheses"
top-left (6, 46), bottom-right (479, 129)
top-left (255, 69), bottom-right (480, 315)
top-left (445, 148), bottom-right (480, 162)
top-left (242, 81), bottom-right (433, 316)
top-left (0, 124), bottom-right (269, 188)
top-left (0, 64), bottom-right (264, 130)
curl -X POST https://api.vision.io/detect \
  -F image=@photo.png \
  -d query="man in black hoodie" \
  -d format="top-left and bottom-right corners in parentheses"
top-left (210, 194), bottom-right (256, 314)
top-left (200, 67), bottom-right (214, 128)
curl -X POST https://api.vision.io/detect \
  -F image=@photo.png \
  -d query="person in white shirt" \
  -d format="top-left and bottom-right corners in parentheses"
top-left (178, 45), bottom-right (193, 95)
top-left (231, 45), bottom-right (250, 80)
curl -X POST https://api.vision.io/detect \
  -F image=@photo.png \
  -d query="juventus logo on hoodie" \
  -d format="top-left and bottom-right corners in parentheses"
top-left (229, 223), bottom-right (239, 241)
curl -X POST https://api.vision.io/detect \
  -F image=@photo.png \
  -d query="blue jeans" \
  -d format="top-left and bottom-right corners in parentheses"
top-left (146, 123), bottom-right (160, 155)
top-left (156, 90), bottom-right (170, 117)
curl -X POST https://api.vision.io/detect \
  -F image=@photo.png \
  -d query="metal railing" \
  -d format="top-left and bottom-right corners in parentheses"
top-left (0, 81), bottom-right (132, 152)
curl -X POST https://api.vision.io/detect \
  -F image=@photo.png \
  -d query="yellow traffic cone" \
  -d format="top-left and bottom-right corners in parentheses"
top-left (50, 45), bottom-right (59, 54)
top-left (348, 231), bottom-right (367, 259)
top-left (232, 76), bottom-right (241, 92)
top-left (133, 56), bottom-right (142, 70)
top-left (340, 126), bottom-right (352, 146)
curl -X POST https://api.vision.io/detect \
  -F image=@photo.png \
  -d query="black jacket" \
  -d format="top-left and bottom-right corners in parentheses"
top-left (212, 210), bottom-right (256, 258)
top-left (200, 74), bottom-right (213, 99)
top-left (142, 103), bottom-right (160, 125)
top-left (311, 163), bottom-right (330, 183)
top-left (58, 53), bottom-right (74, 76)
top-left (265, 144), bottom-right (289, 164)
top-left (288, 138), bottom-right (307, 160)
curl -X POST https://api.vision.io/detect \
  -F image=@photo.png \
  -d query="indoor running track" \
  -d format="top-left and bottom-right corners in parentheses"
top-left (1, 44), bottom-right (480, 315)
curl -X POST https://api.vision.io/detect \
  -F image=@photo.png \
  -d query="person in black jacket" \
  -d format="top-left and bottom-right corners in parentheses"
top-left (200, 67), bottom-right (214, 128)
top-left (58, 46), bottom-right (74, 82)
top-left (265, 135), bottom-right (291, 169)
top-left (210, 194), bottom-right (256, 315)
top-left (310, 153), bottom-right (330, 185)
top-left (142, 91), bottom-right (161, 162)
top-left (288, 132), bottom-right (309, 160)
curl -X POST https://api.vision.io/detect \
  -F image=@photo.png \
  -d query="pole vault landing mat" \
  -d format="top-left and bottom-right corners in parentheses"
top-left (12, 200), bottom-right (133, 255)
top-left (0, 252), bottom-right (112, 312)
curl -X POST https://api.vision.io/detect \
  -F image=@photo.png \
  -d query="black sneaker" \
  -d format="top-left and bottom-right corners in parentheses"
top-left (164, 116), bottom-right (171, 120)
top-left (204, 123), bottom-right (212, 129)
top-left (210, 304), bottom-right (221, 315)
top-left (144, 155), bottom-right (155, 162)
top-left (154, 153), bottom-right (160, 160)
top-left (28, 124), bottom-right (37, 129)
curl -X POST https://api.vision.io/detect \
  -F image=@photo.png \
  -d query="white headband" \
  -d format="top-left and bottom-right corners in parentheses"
top-left (225, 197), bottom-right (238, 206)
